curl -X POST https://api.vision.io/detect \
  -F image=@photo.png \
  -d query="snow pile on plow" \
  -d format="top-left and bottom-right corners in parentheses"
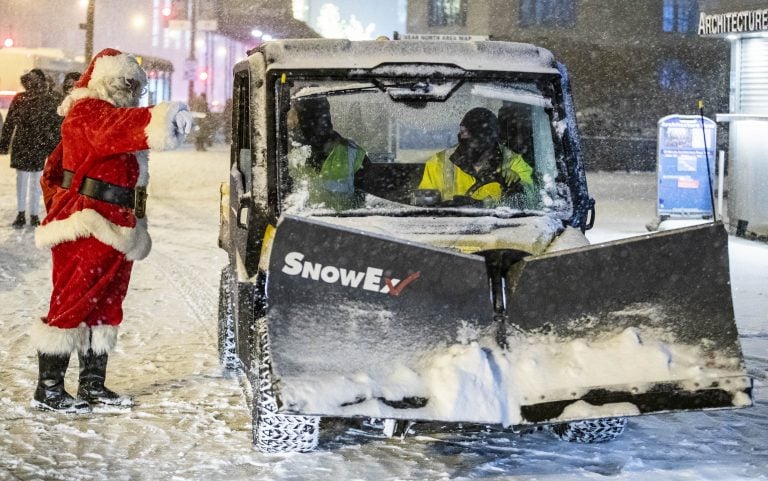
top-left (280, 325), bottom-right (751, 426)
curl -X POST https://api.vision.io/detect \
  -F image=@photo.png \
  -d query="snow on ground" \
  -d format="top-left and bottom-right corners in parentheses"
top-left (0, 147), bottom-right (766, 480)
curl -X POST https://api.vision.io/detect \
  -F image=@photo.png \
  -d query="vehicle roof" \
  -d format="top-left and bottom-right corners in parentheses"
top-left (252, 39), bottom-right (559, 74)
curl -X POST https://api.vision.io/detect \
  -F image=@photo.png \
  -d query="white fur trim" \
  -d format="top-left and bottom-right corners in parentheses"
top-left (89, 53), bottom-right (147, 91)
top-left (31, 320), bottom-right (88, 355)
top-left (58, 86), bottom-right (110, 117)
top-left (35, 209), bottom-right (152, 261)
top-left (146, 102), bottom-right (186, 151)
top-left (86, 325), bottom-right (119, 354)
top-left (58, 81), bottom-right (138, 116)
top-left (136, 150), bottom-right (150, 187)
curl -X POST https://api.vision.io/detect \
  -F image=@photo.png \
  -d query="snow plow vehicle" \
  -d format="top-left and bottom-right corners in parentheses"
top-left (217, 39), bottom-right (753, 453)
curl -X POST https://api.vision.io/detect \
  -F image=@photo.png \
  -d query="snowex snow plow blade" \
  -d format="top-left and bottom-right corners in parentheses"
top-left (264, 216), bottom-right (752, 426)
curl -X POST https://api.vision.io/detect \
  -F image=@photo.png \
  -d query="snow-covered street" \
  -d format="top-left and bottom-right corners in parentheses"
top-left (1, 146), bottom-right (766, 481)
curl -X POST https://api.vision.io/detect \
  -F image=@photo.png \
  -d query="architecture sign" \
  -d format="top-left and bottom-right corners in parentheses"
top-left (698, 9), bottom-right (768, 36)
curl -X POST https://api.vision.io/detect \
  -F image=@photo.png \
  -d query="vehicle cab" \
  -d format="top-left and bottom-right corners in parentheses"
top-left (221, 39), bottom-right (594, 283)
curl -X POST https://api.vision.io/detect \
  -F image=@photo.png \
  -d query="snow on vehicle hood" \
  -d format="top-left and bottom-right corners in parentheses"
top-left (310, 214), bottom-right (566, 255)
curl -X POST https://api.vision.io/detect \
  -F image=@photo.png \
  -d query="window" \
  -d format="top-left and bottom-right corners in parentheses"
top-left (233, 71), bottom-right (251, 191)
top-left (520, 0), bottom-right (576, 28)
top-left (662, 0), bottom-right (698, 33)
top-left (428, 0), bottom-right (466, 27)
top-left (278, 78), bottom-right (571, 215)
top-left (659, 59), bottom-right (690, 91)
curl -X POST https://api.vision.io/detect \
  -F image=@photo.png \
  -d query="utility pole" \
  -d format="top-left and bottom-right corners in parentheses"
top-left (80, 0), bottom-right (95, 62)
top-left (187, 0), bottom-right (197, 103)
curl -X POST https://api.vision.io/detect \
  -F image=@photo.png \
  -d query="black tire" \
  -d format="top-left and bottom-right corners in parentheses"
top-left (217, 266), bottom-right (239, 371)
top-left (549, 417), bottom-right (628, 443)
top-left (252, 317), bottom-right (320, 453)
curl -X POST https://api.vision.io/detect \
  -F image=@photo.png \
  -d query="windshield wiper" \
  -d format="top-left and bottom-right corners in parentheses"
top-left (293, 83), bottom-right (382, 100)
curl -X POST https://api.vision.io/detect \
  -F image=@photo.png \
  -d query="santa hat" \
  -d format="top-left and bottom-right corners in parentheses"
top-left (76, 48), bottom-right (147, 90)
top-left (58, 48), bottom-right (147, 116)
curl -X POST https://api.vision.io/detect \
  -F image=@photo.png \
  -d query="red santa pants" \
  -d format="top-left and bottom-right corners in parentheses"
top-left (46, 236), bottom-right (134, 329)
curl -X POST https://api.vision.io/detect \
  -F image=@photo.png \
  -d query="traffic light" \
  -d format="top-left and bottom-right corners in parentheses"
top-left (198, 70), bottom-right (209, 82)
top-left (163, 0), bottom-right (188, 29)
top-left (2, 37), bottom-right (14, 48)
top-left (170, 0), bottom-right (188, 19)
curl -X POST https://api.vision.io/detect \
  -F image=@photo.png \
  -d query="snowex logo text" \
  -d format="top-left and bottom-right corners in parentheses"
top-left (281, 251), bottom-right (420, 296)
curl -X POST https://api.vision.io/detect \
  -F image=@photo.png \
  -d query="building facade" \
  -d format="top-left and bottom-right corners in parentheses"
top-left (699, 0), bottom-right (768, 238)
top-left (0, 0), bottom-right (317, 109)
top-left (407, 0), bottom-right (730, 171)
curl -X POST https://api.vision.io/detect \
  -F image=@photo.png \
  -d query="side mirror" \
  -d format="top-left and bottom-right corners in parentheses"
top-left (584, 198), bottom-right (596, 231)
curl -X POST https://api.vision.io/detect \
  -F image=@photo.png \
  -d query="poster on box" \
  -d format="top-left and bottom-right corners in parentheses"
top-left (656, 115), bottom-right (716, 217)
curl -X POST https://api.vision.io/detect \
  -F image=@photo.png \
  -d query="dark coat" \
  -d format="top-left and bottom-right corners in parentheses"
top-left (0, 89), bottom-right (62, 171)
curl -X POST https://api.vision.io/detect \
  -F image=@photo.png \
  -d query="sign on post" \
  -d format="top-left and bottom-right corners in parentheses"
top-left (656, 115), bottom-right (717, 218)
top-left (183, 59), bottom-right (197, 81)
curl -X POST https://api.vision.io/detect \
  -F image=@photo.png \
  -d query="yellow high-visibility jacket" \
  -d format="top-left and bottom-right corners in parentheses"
top-left (418, 145), bottom-right (532, 203)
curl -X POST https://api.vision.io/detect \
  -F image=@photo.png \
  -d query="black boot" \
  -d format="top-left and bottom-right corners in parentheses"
top-left (29, 215), bottom-right (40, 227)
top-left (77, 349), bottom-right (133, 407)
top-left (32, 352), bottom-right (91, 413)
top-left (11, 212), bottom-right (25, 229)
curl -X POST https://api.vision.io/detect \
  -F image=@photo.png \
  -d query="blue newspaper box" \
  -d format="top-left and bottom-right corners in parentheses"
top-left (657, 115), bottom-right (717, 218)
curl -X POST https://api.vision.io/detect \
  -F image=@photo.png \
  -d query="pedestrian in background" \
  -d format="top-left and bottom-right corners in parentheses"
top-left (190, 92), bottom-right (211, 151)
top-left (221, 98), bottom-right (233, 144)
top-left (0, 69), bottom-right (62, 228)
top-left (61, 71), bottom-right (81, 97)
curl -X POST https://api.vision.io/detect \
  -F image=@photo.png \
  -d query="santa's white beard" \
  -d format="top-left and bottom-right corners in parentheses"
top-left (108, 86), bottom-right (140, 108)
top-left (92, 78), bottom-right (141, 107)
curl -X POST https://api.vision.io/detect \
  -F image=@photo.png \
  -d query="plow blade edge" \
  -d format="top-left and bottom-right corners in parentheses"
top-left (504, 222), bottom-right (752, 423)
top-left (265, 217), bottom-right (751, 425)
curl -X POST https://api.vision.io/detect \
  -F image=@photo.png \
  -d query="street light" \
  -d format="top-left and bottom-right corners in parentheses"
top-left (132, 14), bottom-right (146, 30)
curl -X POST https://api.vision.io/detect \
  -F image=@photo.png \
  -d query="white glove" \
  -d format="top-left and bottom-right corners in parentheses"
top-left (173, 109), bottom-right (194, 136)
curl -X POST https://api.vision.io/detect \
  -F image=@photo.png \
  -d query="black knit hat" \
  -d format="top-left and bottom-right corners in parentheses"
top-left (294, 96), bottom-right (331, 117)
top-left (460, 107), bottom-right (500, 145)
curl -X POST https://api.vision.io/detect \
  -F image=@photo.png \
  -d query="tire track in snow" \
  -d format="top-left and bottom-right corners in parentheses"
top-left (144, 248), bottom-right (218, 339)
top-left (744, 355), bottom-right (768, 382)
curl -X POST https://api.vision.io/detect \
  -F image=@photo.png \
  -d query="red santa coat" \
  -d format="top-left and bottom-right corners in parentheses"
top-left (33, 88), bottom-right (185, 355)
top-left (36, 94), bottom-right (185, 260)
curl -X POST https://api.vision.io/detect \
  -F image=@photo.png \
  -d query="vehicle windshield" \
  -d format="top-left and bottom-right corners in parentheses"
top-left (277, 76), bottom-right (573, 218)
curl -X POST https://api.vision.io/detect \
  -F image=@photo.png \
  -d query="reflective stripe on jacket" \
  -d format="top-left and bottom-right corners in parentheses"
top-left (307, 138), bottom-right (367, 209)
top-left (418, 145), bottom-right (532, 203)
top-left (318, 139), bottom-right (364, 194)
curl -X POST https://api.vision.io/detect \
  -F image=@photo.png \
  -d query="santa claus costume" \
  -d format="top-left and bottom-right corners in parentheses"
top-left (33, 48), bottom-right (193, 413)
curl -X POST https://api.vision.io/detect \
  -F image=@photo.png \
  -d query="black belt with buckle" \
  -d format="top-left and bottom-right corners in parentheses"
top-left (61, 170), bottom-right (147, 218)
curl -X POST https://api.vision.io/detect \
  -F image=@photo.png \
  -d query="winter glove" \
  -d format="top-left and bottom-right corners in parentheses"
top-left (500, 157), bottom-right (521, 186)
top-left (173, 109), bottom-right (194, 136)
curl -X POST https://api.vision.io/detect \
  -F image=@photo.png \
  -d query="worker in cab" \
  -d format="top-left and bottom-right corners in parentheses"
top-left (292, 96), bottom-right (371, 209)
top-left (418, 107), bottom-right (533, 206)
